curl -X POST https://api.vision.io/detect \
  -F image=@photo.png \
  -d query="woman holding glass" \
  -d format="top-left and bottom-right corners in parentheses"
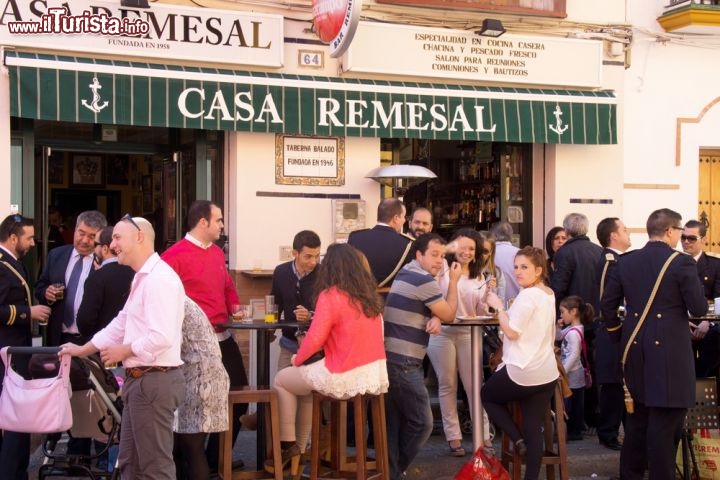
top-left (272, 243), bottom-right (389, 468)
top-left (482, 246), bottom-right (558, 480)
top-left (427, 229), bottom-right (499, 457)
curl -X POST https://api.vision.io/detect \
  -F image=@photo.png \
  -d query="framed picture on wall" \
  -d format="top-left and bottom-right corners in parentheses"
top-left (106, 156), bottom-right (129, 185)
top-left (71, 155), bottom-right (103, 187)
top-left (48, 156), bottom-right (65, 185)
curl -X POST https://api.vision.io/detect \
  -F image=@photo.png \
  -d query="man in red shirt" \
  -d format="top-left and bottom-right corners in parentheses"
top-left (161, 200), bottom-right (247, 474)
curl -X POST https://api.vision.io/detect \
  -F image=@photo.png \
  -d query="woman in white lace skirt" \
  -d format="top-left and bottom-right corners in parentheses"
top-left (273, 243), bottom-right (389, 469)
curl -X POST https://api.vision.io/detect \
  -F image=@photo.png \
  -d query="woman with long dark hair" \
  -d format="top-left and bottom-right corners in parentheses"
top-left (272, 243), bottom-right (389, 467)
top-left (427, 228), bottom-right (497, 456)
top-left (545, 226), bottom-right (567, 274)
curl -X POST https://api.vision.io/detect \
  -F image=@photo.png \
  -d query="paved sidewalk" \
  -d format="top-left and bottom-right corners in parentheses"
top-left (28, 426), bottom-right (620, 479)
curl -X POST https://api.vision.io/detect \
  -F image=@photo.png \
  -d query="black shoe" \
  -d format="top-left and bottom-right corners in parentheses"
top-left (600, 439), bottom-right (623, 451)
top-left (264, 443), bottom-right (301, 472)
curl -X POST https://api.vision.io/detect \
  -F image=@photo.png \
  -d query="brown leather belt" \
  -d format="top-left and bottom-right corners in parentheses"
top-left (125, 366), bottom-right (178, 379)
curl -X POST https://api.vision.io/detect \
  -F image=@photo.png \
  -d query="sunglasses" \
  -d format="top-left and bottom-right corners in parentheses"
top-left (121, 213), bottom-right (141, 231)
top-left (681, 234), bottom-right (700, 243)
top-left (670, 226), bottom-right (684, 231)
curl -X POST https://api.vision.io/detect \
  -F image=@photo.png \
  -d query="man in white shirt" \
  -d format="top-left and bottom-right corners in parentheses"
top-left (60, 215), bottom-right (185, 480)
top-left (491, 221), bottom-right (520, 299)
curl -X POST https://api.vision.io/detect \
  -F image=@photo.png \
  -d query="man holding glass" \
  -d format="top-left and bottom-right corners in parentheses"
top-left (270, 230), bottom-right (321, 369)
top-left (161, 200), bottom-right (247, 473)
top-left (0, 214), bottom-right (51, 479)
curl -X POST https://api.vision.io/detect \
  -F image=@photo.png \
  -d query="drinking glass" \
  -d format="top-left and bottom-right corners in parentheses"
top-left (240, 304), bottom-right (252, 323)
top-left (52, 282), bottom-right (65, 300)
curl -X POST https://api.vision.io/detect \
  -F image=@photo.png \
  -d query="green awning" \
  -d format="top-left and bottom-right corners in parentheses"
top-left (5, 51), bottom-right (617, 144)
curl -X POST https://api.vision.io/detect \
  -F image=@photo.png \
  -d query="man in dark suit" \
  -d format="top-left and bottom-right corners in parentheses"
top-left (601, 208), bottom-right (706, 480)
top-left (551, 212), bottom-right (603, 428)
top-left (348, 198), bottom-right (413, 288)
top-left (35, 210), bottom-right (106, 458)
top-left (0, 214), bottom-right (51, 479)
top-left (35, 210), bottom-right (107, 347)
top-left (595, 217), bottom-right (631, 451)
top-left (76, 226), bottom-right (135, 340)
top-left (682, 219), bottom-right (720, 377)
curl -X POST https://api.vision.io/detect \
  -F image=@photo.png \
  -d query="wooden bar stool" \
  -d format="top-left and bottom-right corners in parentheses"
top-left (309, 391), bottom-right (389, 480)
top-left (500, 381), bottom-right (569, 480)
top-left (218, 387), bottom-right (283, 480)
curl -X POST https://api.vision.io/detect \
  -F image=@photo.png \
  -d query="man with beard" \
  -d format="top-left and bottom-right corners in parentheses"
top-left (0, 214), bottom-right (51, 479)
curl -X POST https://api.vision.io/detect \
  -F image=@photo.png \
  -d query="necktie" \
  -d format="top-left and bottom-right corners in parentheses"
top-left (63, 255), bottom-right (85, 327)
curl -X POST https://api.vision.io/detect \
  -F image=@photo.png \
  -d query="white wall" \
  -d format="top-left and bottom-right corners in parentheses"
top-left (226, 132), bottom-right (382, 270)
top-left (622, 1), bottom-right (720, 247)
top-left (567, 0), bottom-right (627, 24)
top-left (545, 53), bottom-right (626, 244)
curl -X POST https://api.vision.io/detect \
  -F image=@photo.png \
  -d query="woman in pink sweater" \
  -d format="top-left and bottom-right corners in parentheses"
top-left (272, 243), bottom-right (389, 467)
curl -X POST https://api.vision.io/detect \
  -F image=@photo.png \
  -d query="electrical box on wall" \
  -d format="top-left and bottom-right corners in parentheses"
top-left (332, 199), bottom-right (366, 242)
top-left (279, 246), bottom-right (293, 262)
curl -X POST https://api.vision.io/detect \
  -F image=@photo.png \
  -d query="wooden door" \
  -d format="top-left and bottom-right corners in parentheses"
top-left (698, 151), bottom-right (720, 254)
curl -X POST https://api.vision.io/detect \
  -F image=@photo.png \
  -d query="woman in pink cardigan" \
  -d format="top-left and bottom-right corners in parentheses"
top-left (272, 242), bottom-right (389, 468)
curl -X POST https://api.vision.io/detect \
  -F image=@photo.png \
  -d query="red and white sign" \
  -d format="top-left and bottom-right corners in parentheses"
top-left (312, 0), bottom-right (362, 58)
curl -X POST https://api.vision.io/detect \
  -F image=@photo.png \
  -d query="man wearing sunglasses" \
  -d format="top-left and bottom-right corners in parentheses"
top-left (682, 220), bottom-right (720, 377)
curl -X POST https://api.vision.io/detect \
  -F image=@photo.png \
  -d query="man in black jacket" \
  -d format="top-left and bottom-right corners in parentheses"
top-left (551, 212), bottom-right (603, 428)
top-left (601, 208), bottom-right (706, 480)
top-left (348, 198), bottom-right (413, 288)
top-left (0, 214), bottom-right (50, 479)
top-left (595, 217), bottom-right (631, 451)
top-left (682, 219), bottom-right (720, 377)
top-left (270, 230), bottom-right (321, 370)
top-left (76, 226), bottom-right (135, 340)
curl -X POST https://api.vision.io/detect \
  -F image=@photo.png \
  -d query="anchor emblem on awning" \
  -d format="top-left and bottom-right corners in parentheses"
top-left (549, 105), bottom-right (568, 136)
top-left (81, 76), bottom-right (109, 113)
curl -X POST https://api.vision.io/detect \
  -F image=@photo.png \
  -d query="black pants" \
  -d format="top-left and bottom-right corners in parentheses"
top-left (695, 326), bottom-right (720, 378)
top-left (0, 430), bottom-right (30, 480)
top-left (205, 336), bottom-right (248, 470)
top-left (620, 402), bottom-right (686, 480)
top-left (597, 382), bottom-right (624, 444)
top-left (174, 432), bottom-right (209, 480)
top-left (566, 387), bottom-right (585, 438)
top-left (481, 368), bottom-right (555, 480)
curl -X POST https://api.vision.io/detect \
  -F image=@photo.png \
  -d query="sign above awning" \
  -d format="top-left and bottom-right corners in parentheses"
top-left (5, 51), bottom-right (617, 144)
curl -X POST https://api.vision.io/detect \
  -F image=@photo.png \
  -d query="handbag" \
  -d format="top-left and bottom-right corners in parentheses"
top-left (565, 327), bottom-right (592, 389)
top-left (0, 347), bottom-right (73, 433)
top-left (454, 446), bottom-right (511, 480)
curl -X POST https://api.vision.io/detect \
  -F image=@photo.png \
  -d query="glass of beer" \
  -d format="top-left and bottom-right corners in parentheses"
top-left (52, 282), bottom-right (65, 300)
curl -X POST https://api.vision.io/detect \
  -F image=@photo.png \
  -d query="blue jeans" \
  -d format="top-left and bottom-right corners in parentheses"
top-left (385, 360), bottom-right (433, 480)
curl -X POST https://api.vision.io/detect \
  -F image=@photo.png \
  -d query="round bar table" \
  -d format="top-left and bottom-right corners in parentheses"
top-left (221, 319), bottom-right (300, 466)
top-left (445, 315), bottom-right (499, 451)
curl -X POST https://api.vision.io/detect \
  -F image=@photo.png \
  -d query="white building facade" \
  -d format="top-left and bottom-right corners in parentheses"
top-left (0, 0), bottom-right (715, 268)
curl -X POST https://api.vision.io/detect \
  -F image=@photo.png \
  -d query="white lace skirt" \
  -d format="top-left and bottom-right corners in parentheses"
top-left (300, 358), bottom-right (389, 400)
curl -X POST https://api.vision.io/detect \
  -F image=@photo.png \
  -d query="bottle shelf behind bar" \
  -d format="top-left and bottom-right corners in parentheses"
top-left (401, 140), bottom-right (531, 243)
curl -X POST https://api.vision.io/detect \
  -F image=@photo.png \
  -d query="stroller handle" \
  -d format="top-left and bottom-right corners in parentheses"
top-left (5, 346), bottom-right (62, 355)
